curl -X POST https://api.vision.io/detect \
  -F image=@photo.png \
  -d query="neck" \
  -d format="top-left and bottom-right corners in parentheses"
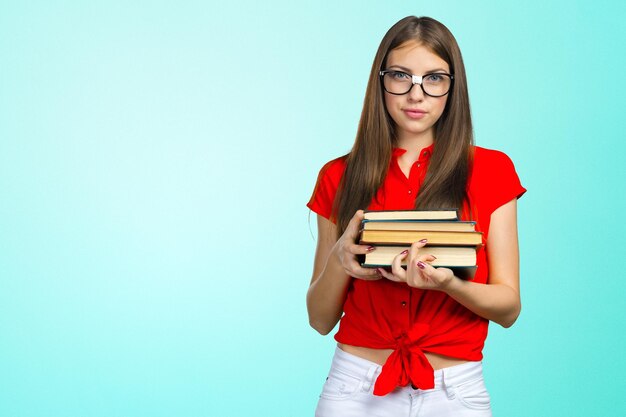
top-left (396, 128), bottom-right (434, 150)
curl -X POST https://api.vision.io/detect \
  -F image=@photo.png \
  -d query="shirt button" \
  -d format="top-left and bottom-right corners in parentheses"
top-left (408, 190), bottom-right (412, 194)
top-left (401, 301), bottom-right (407, 307)
top-left (417, 163), bottom-right (421, 167)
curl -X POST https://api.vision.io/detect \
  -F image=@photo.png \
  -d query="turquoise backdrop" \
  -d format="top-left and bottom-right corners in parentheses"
top-left (1, 1), bottom-right (625, 416)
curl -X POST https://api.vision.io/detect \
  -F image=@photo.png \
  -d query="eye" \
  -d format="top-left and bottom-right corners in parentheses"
top-left (390, 71), bottom-right (411, 81)
top-left (424, 74), bottom-right (445, 83)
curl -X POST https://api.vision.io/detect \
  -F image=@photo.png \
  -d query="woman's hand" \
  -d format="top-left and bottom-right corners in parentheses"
top-left (332, 210), bottom-right (382, 281)
top-left (377, 239), bottom-right (455, 290)
top-left (307, 210), bottom-right (379, 334)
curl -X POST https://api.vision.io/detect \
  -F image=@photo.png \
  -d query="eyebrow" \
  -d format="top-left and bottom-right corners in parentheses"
top-left (387, 65), bottom-right (449, 73)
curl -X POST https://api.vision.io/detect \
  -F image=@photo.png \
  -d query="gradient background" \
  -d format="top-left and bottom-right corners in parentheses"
top-left (1, 1), bottom-right (625, 416)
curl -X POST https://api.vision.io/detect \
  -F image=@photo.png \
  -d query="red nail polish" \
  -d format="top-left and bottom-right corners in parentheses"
top-left (417, 261), bottom-right (426, 269)
top-left (401, 250), bottom-right (409, 255)
top-left (367, 246), bottom-right (375, 252)
top-left (419, 239), bottom-right (427, 243)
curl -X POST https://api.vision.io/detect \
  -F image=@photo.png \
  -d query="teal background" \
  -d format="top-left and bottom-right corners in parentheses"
top-left (1, 1), bottom-right (625, 416)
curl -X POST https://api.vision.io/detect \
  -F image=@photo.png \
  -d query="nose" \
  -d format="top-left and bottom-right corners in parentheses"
top-left (408, 82), bottom-right (425, 101)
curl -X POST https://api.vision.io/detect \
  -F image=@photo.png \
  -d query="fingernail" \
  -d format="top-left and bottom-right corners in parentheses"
top-left (417, 261), bottom-right (426, 269)
top-left (419, 239), bottom-right (427, 243)
top-left (431, 255), bottom-right (437, 260)
top-left (367, 246), bottom-right (375, 252)
top-left (401, 250), bottom-right (409, 255)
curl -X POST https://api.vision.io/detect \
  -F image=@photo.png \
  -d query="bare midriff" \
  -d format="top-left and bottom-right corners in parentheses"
top-left (337, 343), bottom-right (469, 370)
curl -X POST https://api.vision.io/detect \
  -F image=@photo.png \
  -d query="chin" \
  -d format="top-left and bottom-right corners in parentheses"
top-left (402, 125), bottom-right (434, 135)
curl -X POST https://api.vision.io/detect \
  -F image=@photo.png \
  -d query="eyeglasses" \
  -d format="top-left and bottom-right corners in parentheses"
top-left (379, 70), bottom-right (454, 97)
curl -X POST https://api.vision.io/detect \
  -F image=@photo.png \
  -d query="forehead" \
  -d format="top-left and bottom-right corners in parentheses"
top-left (386, 40), bottom-right (449, 73)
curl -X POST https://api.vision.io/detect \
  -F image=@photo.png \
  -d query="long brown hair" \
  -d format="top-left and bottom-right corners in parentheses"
top-left (334, 16), bottom-right (474, 236)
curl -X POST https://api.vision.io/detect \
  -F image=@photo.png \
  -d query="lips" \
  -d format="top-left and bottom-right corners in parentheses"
top-left (403, 108), bottom-right (427, 119)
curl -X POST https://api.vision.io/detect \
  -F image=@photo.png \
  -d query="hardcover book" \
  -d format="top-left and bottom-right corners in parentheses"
top-left (363, 209), bottom-right (458, 221)
top-left (360, 230), bottom-right (482, 246)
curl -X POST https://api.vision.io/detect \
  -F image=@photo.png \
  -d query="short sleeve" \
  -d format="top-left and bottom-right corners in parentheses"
top-left (306, 157), bottom-right (346, 222)
top-left (479, 149), bottom-right (526, 215)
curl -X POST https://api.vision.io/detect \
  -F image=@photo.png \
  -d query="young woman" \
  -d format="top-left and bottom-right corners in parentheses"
top-left (306, 16), bottom-right (526, 417)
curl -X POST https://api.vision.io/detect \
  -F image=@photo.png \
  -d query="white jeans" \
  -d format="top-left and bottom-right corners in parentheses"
top-left (315, 346), bottom-right (492, 417)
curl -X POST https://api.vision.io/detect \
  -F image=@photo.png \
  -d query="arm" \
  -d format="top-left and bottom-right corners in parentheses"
top-left (441, 198), bottom-right (521, 327)
top-left (378, 198), bottom-right (521, 328)
top-left (306, 211), bottom-right (381, 335)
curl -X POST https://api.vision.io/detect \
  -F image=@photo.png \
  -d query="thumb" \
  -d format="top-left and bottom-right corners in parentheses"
top-left (346, 210), bottom-right (365, 233)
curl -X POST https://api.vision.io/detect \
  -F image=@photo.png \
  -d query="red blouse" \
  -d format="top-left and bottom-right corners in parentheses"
top-left (307, 145), bottom-right (526, 396)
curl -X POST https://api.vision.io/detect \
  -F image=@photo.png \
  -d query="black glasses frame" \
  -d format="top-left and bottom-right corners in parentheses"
top-left (379, 70), bottom-right (454, 97)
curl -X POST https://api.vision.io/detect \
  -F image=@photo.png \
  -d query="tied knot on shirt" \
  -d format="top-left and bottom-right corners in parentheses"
top-left (373, 323), bottom-right (435, 396)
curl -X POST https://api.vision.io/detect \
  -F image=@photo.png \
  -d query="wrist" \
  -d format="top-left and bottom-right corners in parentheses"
top-left (329, 242), bottom-right (342, 265)
top-left (440, 272), bottom-right (462, 294)
top-left (327, 243), bottom-right (347, 275)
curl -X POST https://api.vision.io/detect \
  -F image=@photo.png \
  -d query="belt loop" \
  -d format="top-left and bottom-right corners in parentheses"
top-left (441, 368), bottom-right (455, 399)
top-left (362, 365), bottom-right (378, 392)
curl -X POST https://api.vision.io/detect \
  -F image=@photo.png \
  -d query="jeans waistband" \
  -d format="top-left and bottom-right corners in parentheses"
top-left (332, 346), bottom-right (484, 394)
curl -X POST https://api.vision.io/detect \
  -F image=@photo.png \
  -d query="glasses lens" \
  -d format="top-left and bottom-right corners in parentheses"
top-left (383, 71), bottom-right (413, 94)
top-left (422, 74), bottom-right (452, 97)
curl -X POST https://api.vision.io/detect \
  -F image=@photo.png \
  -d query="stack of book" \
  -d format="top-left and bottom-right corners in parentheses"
top-left (359, 209), bottom-right (481, 279)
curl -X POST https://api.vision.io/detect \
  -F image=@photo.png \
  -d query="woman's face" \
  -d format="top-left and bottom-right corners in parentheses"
top-left (383, 40), bottom-right (450, 143)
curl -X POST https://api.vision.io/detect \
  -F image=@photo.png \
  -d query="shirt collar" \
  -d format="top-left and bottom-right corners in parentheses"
top-left (392, 142), bottom-right (435, 161)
